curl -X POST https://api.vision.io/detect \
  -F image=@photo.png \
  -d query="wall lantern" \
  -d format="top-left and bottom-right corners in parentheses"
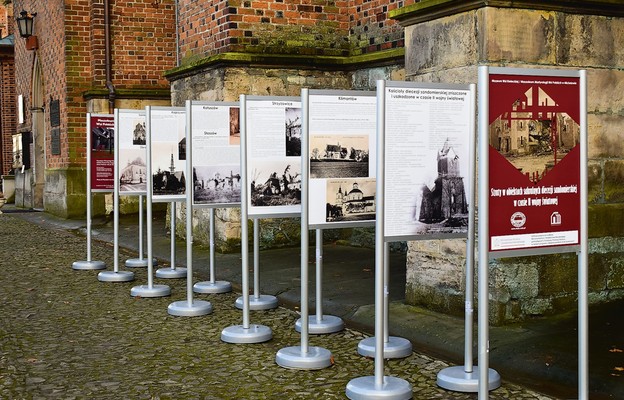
top-left (16, 11), bottom-right (38, 50)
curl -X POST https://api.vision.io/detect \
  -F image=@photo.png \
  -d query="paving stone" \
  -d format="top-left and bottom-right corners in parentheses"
top-left (0, 213), bottom-right (557, 399)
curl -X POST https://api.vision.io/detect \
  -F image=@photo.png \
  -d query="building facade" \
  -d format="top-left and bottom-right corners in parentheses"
top-left (7, 0), bottom-right (624, 324)
top-left (12, 0), bottom-right (174, 216)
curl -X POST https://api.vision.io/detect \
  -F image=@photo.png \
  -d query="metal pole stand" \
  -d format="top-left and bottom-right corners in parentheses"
top-left (357, 243), bottom-right (411, 359)
top-left (193, 208), bottom-right (231, 294)
top-left (295, 229), bottom-right (344, 334)
top-left (126, 195), bottom-right (158, 268)
top-left (168, 170), bottom-right (212, 317)
top-left (131, 121), bottom-right (171, 298)
top-left (277, 88), bottom-right (332, 370)
top-left (96, 113), bottom-right (133, 281)
top-left (346, 80), bottom-right (412, 399)
top-left (221, 94), bottom-right (272, 344)
top-left (73, 135), bottom-right (106, 271)
top-left (156, 201), bottom-right (187, 279)
top-left (235, 218), bottom-right (278, 310)
top-left (437, 83), bottom-right (500, 391)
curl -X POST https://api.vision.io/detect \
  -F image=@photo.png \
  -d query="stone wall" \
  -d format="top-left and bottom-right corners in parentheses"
top-left (393, 2), bottom-right (624, 324)
top-left (169, 61), bottom-right (404, 251)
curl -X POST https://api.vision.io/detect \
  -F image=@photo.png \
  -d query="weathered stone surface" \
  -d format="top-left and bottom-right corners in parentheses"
top-left (484, 8), bottom-right (556, 64)
top-left (404, 11), bottom-right (478, 76)
top-left (556, 13), bottom-right (624, 67)
top-left (587, 69), bottom-right (624, 114)
top-left (588, 113), bottom-right (624, 159)
top-left (603, 160), bottom-right (624, 203)
top-left (587, 160), bottom-right (603, 204)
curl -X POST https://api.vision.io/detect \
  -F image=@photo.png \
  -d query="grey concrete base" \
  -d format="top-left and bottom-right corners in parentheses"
top-left (235, 294), bottom-right (278, 310)
top-left (167, 299), bottom-right (213, 317)
top-left (193, 280), bottom-right (232, 294)
top-left (72, 260), bottom-right (106, 270)
top-left (436, 366), bottom-right (501, 392)
top-left (155, 267), bottom-right (187, 279)
top-left (275, 346), bottom-right (332, 370)
top-left (97, 270), bottom-right (135, 282)
top-left (346, 376), bottom-right (413, 400)
top-left (125, 258), bottom-right (158, 268)
top-left (130, 284), bottom-right (171, 298)
top-left (357, 336), bottom-right (413, 359)
top-left (221, 324), bottom-right (272, 344)
top-left (295, 315), bottom-right (345, 334)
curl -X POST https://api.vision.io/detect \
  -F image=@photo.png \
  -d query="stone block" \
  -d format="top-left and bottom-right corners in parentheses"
top-left (606, 256), bottom-right (624, 290)
top-left (603, 160), bottom-right (624, 203)
top-left (587, 161), bottom-right (603, 204)
top-left (588, 113), bottom-right (624, 159)
top-left (556, 14), bottom-right (624, 68)
top-left (587, 253), bottom-right (611, 292)
top-left (404, 11), bottom-right (478, 76)
top-left (536, 253), bottom-right (577, 296)
top-left (588, 204), bottom-right (624, 238)
top-left (483, 8), bottom-right (556, 64)
top-left (587, 69), bottom-right (624, 115)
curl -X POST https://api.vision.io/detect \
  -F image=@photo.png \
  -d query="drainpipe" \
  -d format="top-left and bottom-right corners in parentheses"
top-left (104, 0), bottom-right (115, 114)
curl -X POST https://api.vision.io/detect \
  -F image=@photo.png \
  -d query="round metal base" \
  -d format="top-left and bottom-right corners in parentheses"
top-left (97, 270), bottom-right (135, 282)
top-left (234, 294), bottom-right (278, 310)
top-left (193, 280), bottom-right (232, 294)
top-left (357, 336), bottom-right (413, 359)
top-left (155, 267), bottom-right (187, 279)
top-left (436, 366), bottom-right (501, 392)
top-left (125, 258), bottom-right (158, 268)
top-left (167, 299), bottom-right (213, 317)
top-left (295, 315), bottom-right (345, 334)
top-left (130, 284), bottom-right (171, 298)
top-left (346, 376), bottom-right (413, 400)
top-left (275, 346), bottom-right (332, 370)
top-left (72, 260), bottom-right (106, 270)
top-left (221, 324), bottom-right (272, 344)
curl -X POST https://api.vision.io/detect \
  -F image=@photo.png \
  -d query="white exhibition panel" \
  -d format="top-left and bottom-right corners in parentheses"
top-left (382, 81), bottom-right (473, 241)
top-left (307, 90), bottom-right (376, 229)
top-left (244, 96), bottom-right (302, 218)
top-left (189, 101), bottom-right (241, 208)
top-left (148, 107), bottom-right (187, 203)
top-left (117, 109), bottom-right (147, 196)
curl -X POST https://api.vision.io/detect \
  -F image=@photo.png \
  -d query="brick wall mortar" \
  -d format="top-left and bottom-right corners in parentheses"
top-left (177, 0), bottom-right (418, 65)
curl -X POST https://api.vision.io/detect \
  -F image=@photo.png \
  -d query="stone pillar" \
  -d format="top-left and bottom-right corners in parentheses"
top-left (392, 1), bottom-right (624, 324)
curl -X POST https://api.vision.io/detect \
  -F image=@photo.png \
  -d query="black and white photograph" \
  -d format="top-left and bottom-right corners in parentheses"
top-left (193, 165), bottom-right (241, 205)
top-left (310, 134), bottom-right (369, 179)
top-left (394, 139), bottom-right (469, 236)
top-left (132, 121), bottom-right (146, 145)
top-left (325, 178), bottom-right (375, 223)
top-left (285, 107), bottom-right (302, 156)
top-left (229, 107), bottom-right (240, 145)
top-left (119, 148), bottom-right (147, 193)
top-left (250, 161), bottom-right (301, 207)
top-left (92, 126), bottom-right (113, 152)
top-left (151, 142), bottom-right (186, 196)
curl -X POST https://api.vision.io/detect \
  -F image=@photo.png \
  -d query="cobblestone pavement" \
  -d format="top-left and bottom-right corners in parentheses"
top-left (0, 213), bottom-right (557, 399)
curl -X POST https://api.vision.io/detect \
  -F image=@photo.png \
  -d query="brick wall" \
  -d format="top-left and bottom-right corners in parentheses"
top-left (177, 0), bottom-right (417, 64)
top-left (0, 5), bottom-right (15, 177)
top-left (13, 0), bottom-right (176, 170)
top-left (0, 55), bottom-right (16, 176)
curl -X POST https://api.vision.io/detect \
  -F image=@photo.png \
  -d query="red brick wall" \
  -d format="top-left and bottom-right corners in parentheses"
top-left (177, 0), bottom-right (418, 62)
top-left (13, 0), bottom-right (176, 170)
top-left (0, 5), bottom-right (15, 176)
top-left (0, 55), bottom-right (16, 176)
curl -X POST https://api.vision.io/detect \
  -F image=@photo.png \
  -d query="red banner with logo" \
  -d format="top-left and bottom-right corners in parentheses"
top-left (90, 115), bottom-right (115, 191)
top-left (488, 73), bottom-right (580, 253)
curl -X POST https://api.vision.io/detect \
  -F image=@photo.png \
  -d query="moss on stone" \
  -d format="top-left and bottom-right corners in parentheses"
top-left (588, 203), bottom-right (624, 237)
